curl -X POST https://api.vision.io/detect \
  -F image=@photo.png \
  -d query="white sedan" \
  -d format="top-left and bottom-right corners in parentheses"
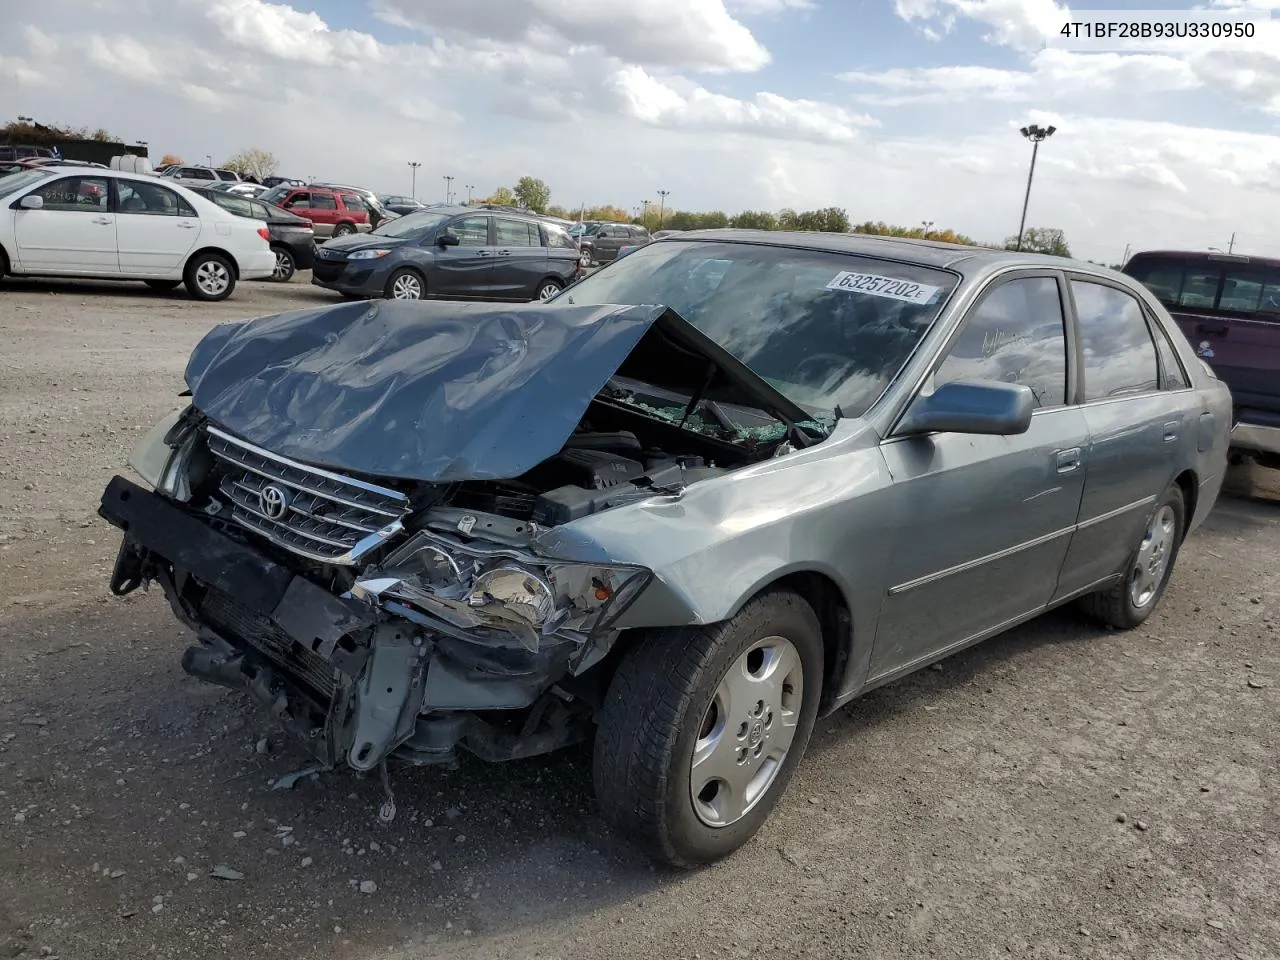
top-left (0, 165), bottom-right (276, 301)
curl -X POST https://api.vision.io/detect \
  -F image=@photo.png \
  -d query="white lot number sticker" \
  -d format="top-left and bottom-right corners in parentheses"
top-left (826, 271), bottom-right (939, 304)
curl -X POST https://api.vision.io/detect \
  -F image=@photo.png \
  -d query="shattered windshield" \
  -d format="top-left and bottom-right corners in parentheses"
top-left (560, 240), bottom-right (959, 419)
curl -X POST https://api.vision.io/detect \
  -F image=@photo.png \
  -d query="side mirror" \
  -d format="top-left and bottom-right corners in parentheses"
top-left (437, 233), bottom-right (460, 247)
top-left (897, 380), bottom-right (1034, 437)
top-left (18, 194), bottom-right (44, 210)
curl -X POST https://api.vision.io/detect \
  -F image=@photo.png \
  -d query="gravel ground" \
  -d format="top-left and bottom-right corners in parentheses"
top-left (1, 274), bottom-right (1277, 960)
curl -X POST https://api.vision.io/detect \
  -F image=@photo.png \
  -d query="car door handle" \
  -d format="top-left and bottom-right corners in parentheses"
top-left (92, 217), bottom-right (112, 225)
top-left (1055, 447), bottom-right (1082, 473)
top-left (495, 249), bottom-right (511, 256)
top-left (1163, 420), bottom-right (1180, 442)
top-left (475, 250), bottom-right (492, 257)
top-left (177, 221), bottom-right (198, 229)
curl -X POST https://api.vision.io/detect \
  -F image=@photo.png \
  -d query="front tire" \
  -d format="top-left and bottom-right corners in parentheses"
top-left (1080, 483), bottom-right (1186, 629)
top-left (384, 268), bottom-right (425, 300)
top-left (184, 252), bottom-right (236, 302)
top-left (594, 589), bottom-right (823, 868)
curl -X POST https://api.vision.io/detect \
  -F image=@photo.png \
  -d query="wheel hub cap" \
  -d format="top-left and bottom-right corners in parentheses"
top-left (1129, 504), bottom-right (1176, 608)
top-left (392, 276), bottom-right (421, 299)
top-left (690, 636), bottom-right (803, 829)
top-left (196, 262), bottom-right (229, 295)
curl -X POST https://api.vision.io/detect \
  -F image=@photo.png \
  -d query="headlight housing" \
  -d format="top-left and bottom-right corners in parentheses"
top-left (347, 248), bottom-right (392, 260)
top-left (129, 406), bottom-right (201, 500)
top-left (359, 532), bottom-right (652, 650)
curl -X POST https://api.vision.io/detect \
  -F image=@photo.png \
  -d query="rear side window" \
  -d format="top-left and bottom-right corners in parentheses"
top-left (544, 224), bottom-right (576, 250)
top-left (310, 193), bottom-right (337, 210)
top-left (494, 218), bottom-right (538, 247)
top-left (210, 193), bottom-right (254, 218)
top-left (1071, 280), bottom-right (1160, 401)
top-left (449, 216), bottom-right (490, 245)
top-left (1150, 320), bottom-right (1190, 390)
top-left (933, 277), bottom-right (1068, 409)
top-left (340, 194), bottom-right (365, 211)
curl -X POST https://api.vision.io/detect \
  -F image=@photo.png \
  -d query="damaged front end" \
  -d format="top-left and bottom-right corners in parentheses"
top-left (99, 299), bottom-right (822, 783)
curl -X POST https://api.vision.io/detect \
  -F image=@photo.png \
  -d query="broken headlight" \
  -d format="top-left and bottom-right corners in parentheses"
top-left (129, 405), bottom-right (198, 501)
top-left (360, 532), bottom-right (652, 645)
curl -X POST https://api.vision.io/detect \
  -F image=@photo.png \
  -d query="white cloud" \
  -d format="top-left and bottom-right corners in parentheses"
top-left (373, 0), bottom-right (772, 72)
top-left (894, 0), bottom-right (1069, 51)
top-left (610, 66), bottom-right (876, 142)
top-left (726, 0), bottom-right (816, 13)
top-left (840, 49), bottom-right (1199, 104)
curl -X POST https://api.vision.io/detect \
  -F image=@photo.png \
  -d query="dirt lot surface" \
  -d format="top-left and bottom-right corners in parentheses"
top-left (1, 274), bottom-right (1277, 960)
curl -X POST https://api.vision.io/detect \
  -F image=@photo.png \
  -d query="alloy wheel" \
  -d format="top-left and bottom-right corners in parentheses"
top-left (390, 273), bottom-right (423, 299)
top-left (1130, 504), bottom-right (1176, 608)
top-left (195, 260), bottom-right (231, 297)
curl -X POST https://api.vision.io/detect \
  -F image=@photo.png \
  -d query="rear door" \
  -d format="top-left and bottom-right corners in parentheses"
top-left (491, 217), bottom-right (547, 299)
top-left (12, 174), bottom-right (118, 274)
top-left (431, 215), bottom-right (494, 298)
top-left (114, 179), bottom-right (202, 275)
top-left (1055, 275), bottom-right (1193, 595)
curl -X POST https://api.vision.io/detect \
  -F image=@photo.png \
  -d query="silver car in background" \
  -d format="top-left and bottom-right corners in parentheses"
top-left (99, 232), bottom-right (1230, 868)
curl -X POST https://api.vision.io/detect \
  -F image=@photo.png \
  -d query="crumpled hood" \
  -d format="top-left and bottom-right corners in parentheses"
top-left (185, 299), bottom-right (667, 483)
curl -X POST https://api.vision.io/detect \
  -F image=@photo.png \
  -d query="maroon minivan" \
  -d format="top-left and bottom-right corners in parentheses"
top-left (1125, 250), bottom-right (1280, 467)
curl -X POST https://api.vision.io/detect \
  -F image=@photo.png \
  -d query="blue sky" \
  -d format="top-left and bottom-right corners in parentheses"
top-left (3, 0), bottom-right (1280, 262)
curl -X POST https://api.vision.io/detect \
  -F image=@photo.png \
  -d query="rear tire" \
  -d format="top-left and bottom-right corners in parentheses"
top-left (1079, 483), bottom-right (1185, 629)
top-left (183, 252), bottom-right (236, 302)
top-left (270, 245), bottom-right (296, 283)
top-left (593, 589), bottom-right (823, 868)
top-left (536, 278), bottom-right (564, 301)
top-left (145, 279), bottom-right (180, 292)
top-left (333, 223), bottom-right (356, 238)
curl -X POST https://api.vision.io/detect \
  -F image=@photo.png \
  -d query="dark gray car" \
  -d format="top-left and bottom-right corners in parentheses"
top-left (580, 222), bottom-right (650, 265)
top-left (311, 206), bottom-right (583, 302)
top-left (100, 231), bottom-right (1230, 869)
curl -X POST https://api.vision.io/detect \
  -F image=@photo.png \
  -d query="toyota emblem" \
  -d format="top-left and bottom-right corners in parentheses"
top-left (259, 483), bottom-right (291, 520)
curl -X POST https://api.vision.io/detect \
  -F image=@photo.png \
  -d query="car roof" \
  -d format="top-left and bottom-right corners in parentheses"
top-left (1125, 249), bottom-right (1280, 268)
top-left (666, 229), bottom-right (1106, 275)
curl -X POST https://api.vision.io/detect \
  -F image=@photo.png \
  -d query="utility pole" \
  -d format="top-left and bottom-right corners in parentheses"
top-left (1015, 123), bottom-right (1056, 252)
top-left (1121, 243), bottom-right (1131, 267)
top-left (656, 189), bottom-right (669, 229)
top-left (407, 161), bottom-right (421, 199)
top-left (641, 200), bottom-right (651, 226)
top-left (1228, 232), bottom-right (1236, 253)
top-left (443, 175), bottom-right (454, 204)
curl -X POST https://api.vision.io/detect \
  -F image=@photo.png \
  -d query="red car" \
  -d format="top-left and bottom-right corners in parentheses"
top-left (257, 185), bottom-right (370, 239)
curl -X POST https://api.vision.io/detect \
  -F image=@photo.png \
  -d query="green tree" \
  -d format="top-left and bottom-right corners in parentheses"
top-left (730, 210), bottom-right (778, 230)
top-left (485, 186), bottom-right (517, 206)
top-left (1004, 227), bottom-right (1071, 257)
top-left (513, 176), bottom-right (551, 213)
top-left (220, 147), bottom-right (279, 180)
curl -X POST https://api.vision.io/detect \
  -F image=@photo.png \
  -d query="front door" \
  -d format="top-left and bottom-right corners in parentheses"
top-left (431, 215), bottom-right (494, 298)
top-left (13, 175), bottom-right (118, 274)
top-left (491, 217), bottom-right (548, 300)
top-left (113, 179), bottom-right (202, 275)
top-left (871, 274), bottom-right (1088, 678)
top-left (1055, 276), bottom-right (1194, 596)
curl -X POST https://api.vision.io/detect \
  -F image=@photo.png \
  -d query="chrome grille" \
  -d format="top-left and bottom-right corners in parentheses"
top-left (207, 426), bottom-right (409, 564)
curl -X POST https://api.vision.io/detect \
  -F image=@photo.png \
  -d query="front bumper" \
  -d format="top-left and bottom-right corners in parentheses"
top-left (310, 255), bottom-right (393, 296)
top-left (97, 475), bottom-right (587, 769)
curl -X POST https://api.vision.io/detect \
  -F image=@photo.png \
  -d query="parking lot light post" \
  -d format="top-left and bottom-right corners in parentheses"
top-left (921, 220), bottom-right (934, 239)
top-left (408, 161), bottom-right (421, 199)
top-left (465, 184), bottom-right (474, 204)
top-left (1015, 123), bottom-right (1055, 252)
top-left (443, 175), bottom-right (454, 204)
top-left (656, 189), bottom-right (669, 229)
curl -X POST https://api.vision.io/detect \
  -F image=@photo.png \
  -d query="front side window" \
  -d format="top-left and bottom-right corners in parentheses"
top-left (449, 216), bottom-right (490, 246)
top-left (559, 240), bottom-right (959, 418)
top-left (932, 277), bottom-right (1068, 408)
top-left (1072, 280), bottom-right (1160, 401)
top-left (282, 192), bottom-right (310, 209)
top-left (371, 211), bottom-right (449, 240)
top-left (309, 193), bottom-right (337, 210)
top-left (117, 181), bottom-right (197, 217)
top-left (32, 176), bottom-right (109, 211)
top-left (494, 218), bottom-right (537, 247)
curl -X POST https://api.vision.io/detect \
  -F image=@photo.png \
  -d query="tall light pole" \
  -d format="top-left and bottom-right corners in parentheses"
top-left (206, 154), bottom-right (213, 167)
top-left (465, 184), bottom-right (474, 204)
top-left (1015, 123), bottom-right (1056, 252)
top-left (921, 220), bottom-right (934, 239)
top-left (443, 175), bottom-right (454, 204)
top-left (656, 189), bottom-right (669, 229)
top-left (407, 161), bottom-right (421, 199)
top-left (641, 199), bottom-right (651, 226)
